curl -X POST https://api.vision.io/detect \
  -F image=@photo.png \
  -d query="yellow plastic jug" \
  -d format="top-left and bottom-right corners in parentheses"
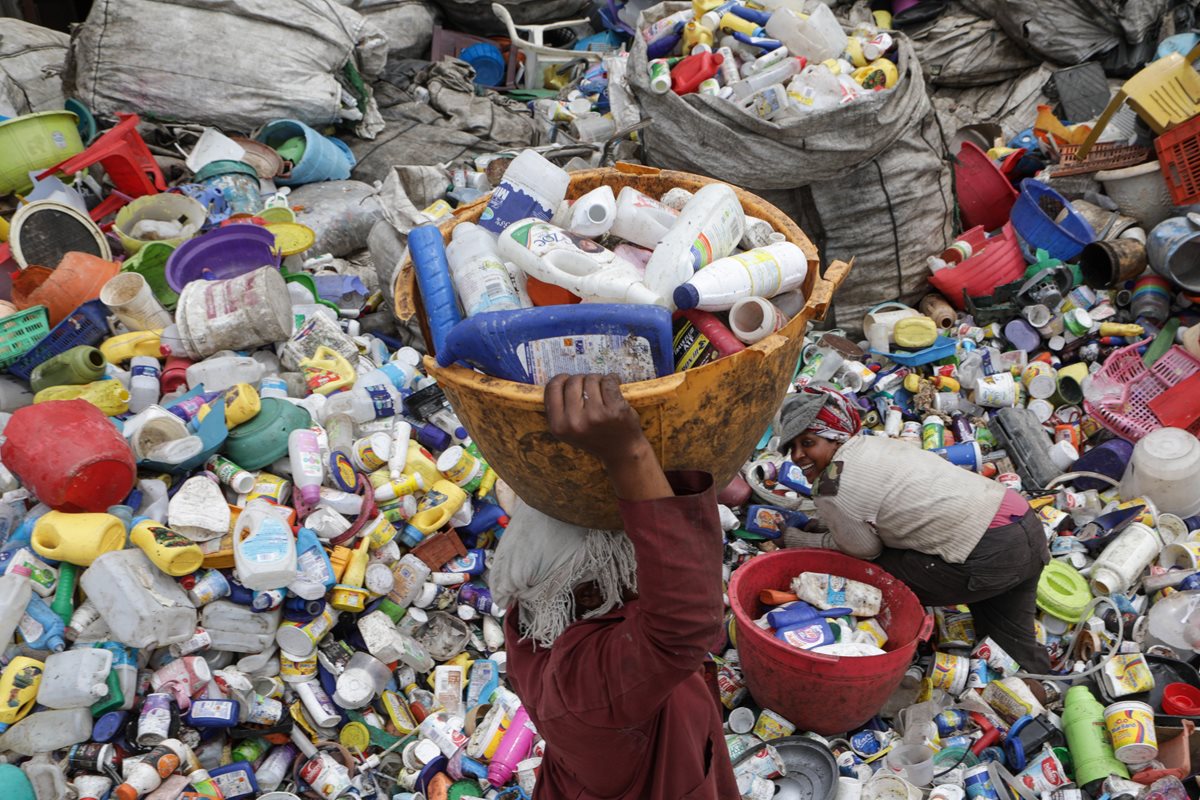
top-left (399, 441), bottom-right (442, 490)
top-left (34, 380), bottom-right (131, 415)
top-left (300, 346), bottom-right (355, 395)
top-left (196, 383), bottom-right (262, 428)
top-left (0, 657), bottom-right (44, 731)
top-left (100, 330), bottom-right (163, 364)
top-left (31, 511), bottom-right (126, 566)
top-left (407, 480), bottom-right (468, 536)
top-left (131, 520), bottom-right (205, 576)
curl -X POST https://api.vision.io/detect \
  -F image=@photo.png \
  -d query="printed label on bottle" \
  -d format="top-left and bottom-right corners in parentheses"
top-left (367, 386), bottom-right (395, 418)
top-left (213, 769), bottom-right (256, 797)
top-left (689, 205), bottom-right (744, 269)
top-left (517, 334), bottom-right (657, 385)
top-left (825, 575), bottom-right (847, 606)
top-left (508, 221), bottom-right (621, 266)
top-left (16, 613), bottom-right (43, 643)
top-left (463, 256), bottom-right (521, 316)
top-left (305, 367), bottom-right (342, 391)
top-left (296, 548), bottom-right (333, 583)
top-left (191, 699), bottom-right (235, 720)
top-left (479, 184), bottom-right (555, 235)
top-left (149, 525), bottom-right (191, 548)
top-left (131, 365), bottom-right (160, 379)
top-left (240, 519), bottom-right (292, 564)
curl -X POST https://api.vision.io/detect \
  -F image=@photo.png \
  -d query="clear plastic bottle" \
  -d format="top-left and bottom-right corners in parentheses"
top-left (730, 57), bottom-right (804, 99)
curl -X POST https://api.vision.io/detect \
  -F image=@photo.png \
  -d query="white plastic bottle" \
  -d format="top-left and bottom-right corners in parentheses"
top-left (609, 187), bottom-right (679, 250)
top-left (288, 428), bottom-right (323, 508)
top-left (674, 242), bottom-right (808, 311)
top-left (320, 385), bottom-right (397, 425)
top-left (0, 566), bottom-right (32, 647)
top-left (729, 296), bottom-right (788, 344)
top-left (186, 355), bottom-right (265, 394)
top-left (36, 648), bottom-right (113, 709)
top-left (737, 83), bottom-right (792, 120)
top-left (742, 45), bottom-right (791, 77)
top-left (1090, 522), bottom-right (1162, 596)
top-left (232, 501), bottom-right (298, 591)
top-left (551, 186), bottom-right (617, 238)
top-left (478, 150), bottom-right (570, 236)
top-left (730, 57), bottom-right (804, 100)
top-left (643, 183), bottom-right (745, 304)
top-left (0, 707), bottom-right (92, 755)
top-left (445, 222), bottom-right (522, 317)
top-left (498, 219), bottom-right (661, 305)
top-left (128, 356), bottom-right (161, 414)
top-left (80, 550), bottom-right (197, 649)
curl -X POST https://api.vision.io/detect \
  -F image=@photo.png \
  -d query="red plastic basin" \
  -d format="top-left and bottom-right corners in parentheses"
top-left (729, 549), bottom-right (933, 734)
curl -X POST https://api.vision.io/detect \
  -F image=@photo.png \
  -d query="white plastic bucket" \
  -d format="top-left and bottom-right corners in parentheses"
top-left (177, 266), bottom-right (292, 358)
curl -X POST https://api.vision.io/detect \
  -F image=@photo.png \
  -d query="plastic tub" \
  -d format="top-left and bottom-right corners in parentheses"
top-left (1096, 161), bottom-right (1178, 229)
top-left (254, 120), bottom-right (355, 186)
top-left (1119, 427), bottom-right (1200, 517)
top-left (114, 193), bottom-right (207, 256)
top-left (1010, 180), bottom-right (1095, 260)
top-left (954, 143), bottom-right (1018, 232)
top-left (165, 225), bottom-right (280, 294)
top-left (394, 162), bottom-right (851, 528)
top-left (727, 549), bottom-right (932, 734)
top-left (0, 111), bottom-right (85, 196)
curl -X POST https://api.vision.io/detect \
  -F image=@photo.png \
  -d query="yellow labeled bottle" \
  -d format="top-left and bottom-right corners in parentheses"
top-left (0, 657), bottom-right (44, 732)
top-left (34, 380), bottom-right (130, 415)
top-left (32, 511), bottom-right (127, 566)
top-left (403, 440), bottom-right (442, 489)
top-left (399, 480), bottom-right (467, 547)
top-left (100, 330), bottom-right (163, 364)
top-left (330, 536), bottom-right (371, 613)
top-left (196, 383), bottom-right (262, 428)
top-left (131, 519), bottom-right (205, 576)
top-left (300, 346), bottom-right (355, 396)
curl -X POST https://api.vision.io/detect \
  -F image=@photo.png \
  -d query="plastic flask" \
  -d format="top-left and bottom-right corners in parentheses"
top-left (0, 657), bottom-right (42, 732)
top-left (301, 347), bottom-right (356, 396)
top-left (1062, 685), bottom-right (1129, 787)
top-left (436, 304), bottom-right (676, 385)
top-left (551, 186), bottom-right (617, 239)
top-left (31, 512), bottom-right (126, 566)
top-left (497, 219), bottom-right (660, 305)
top-left (34, 380), bottom-right (130, 416)
top-left (130, 519), bottom-right (204, 576)
top-left (731, 56), bottom-right (804, 99)
top-left (674, 242), bottom-right (809, 311)
top-left (644, 183), bottom-right (745, 303)
top-left (19, 593), bottom-right (66, 651)
top-left (610, 187), bottom-right (680, 249)
top-left (478, 150), bottom-right (570, 236)
top-left (487, 705), bottom-right (536, 785)
top-left (409, 225), bottom-right (464, 355)
top-left (0, 566), bottom-right (33, 646)
top-left (445, 221), bottom-right (521, 317)
top-left (671, 51), bottom-right (725, 94)
top-left (232, 501), bottom-right (298, 591)
top-left (288, 428), bottom-right (324, 509)
top-left (1089, 522), bottom-right (1161, 595)
top-left (29, 346), bottom-right (107, 394)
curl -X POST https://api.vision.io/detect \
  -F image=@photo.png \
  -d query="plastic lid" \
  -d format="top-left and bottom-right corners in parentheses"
top-left (267, 223), bottom-right (316, 257)
top-left (93, 711), bottom-right (127, 742)
top-left (115, 784), bottom-right (138, 800)
top-left (1037, 560), bottom-right (1091, 622)
top-left (673, 283), bottom-right (700, 310)
top-left (339, 720), bottom-right (372, 752)
top-left (275, 625), bottom-right (316, 657)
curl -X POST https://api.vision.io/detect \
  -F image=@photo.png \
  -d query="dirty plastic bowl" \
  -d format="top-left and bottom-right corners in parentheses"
top-left (460, 42), bottom-right (507, 87)
top-left (165, 224), bottom-right (281, 293)
top-left (728, 549), bottom-right (930, 734)
top-left (1119, 427), bottom-right (1200, 517)
top-left (0, 111), bottom-right (84, 196)
top-left (769, 737), bottom-right (838, 800)
top-left (1010, 179), bottom-right (1095, 260)
top-left (114, 193), bottom-right (208, 255)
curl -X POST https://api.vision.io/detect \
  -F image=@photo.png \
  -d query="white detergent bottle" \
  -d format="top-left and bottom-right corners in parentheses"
top-left (551, 186), bottom-right (617, 239)
top-left (673, 242), bottom-right (808, 311)
top-left (232, 500), bottom-right (298, 591)
top-left (36, 648), bottom-right (113, 709)
top-left (738, 84), bottom-right (792, 121)
top-left (610, 187), bottom-right (679, 250)
top-left (445, 222), bottom-right (522, 317)
top-left (498, 219), bottom-right (661, 305)
top-left (0, 566), bottom-right (32, 647)
top-left (643, 183), bottom-right (745, 305)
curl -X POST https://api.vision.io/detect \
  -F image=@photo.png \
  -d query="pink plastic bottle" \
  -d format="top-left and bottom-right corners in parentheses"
top-left (487, 705), bottom-right (535, 786)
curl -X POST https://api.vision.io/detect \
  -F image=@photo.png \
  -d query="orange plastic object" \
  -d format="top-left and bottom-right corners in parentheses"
top-left (13, 252), bottom-right (119, 325)
top-left (1034, 105), bottom-right (1091, 146)
top-left (1156, 114), bottom-right (1200, 205)
top-left (525, 274), bottom-right (581, 306)
top-left (758, 589), bottom-right (799, 606)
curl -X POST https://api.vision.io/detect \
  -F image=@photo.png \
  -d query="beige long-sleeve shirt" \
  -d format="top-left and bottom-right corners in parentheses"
top-left (811, 435), bottom-right (1008, 564)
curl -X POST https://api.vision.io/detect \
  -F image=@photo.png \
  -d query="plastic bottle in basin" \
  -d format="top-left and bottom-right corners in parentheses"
top-left (644, 183), bottom-right (745, 303)
top-left (610, 187), bottom-right (679, 250)
top-left (477, 149), bottom-right (570, 236)
top-left (793, 572), bottom-right (882, 616)
top-left (35, 648), bottom-right (112, 709)
top-left (435, 304), bottom-right (675, 385)
top-left (445, 222), bottom-right (521, 317)
top-left (409, 225), bottom-right (464, 356)
top-left (232, 501), bottom-right (298, 591)
top-left (498, 219), bottom-right (660, 305)
top-left (79, 549), bottom-right (197, 649)
top-left (674, 242), bottom-right (809, 311)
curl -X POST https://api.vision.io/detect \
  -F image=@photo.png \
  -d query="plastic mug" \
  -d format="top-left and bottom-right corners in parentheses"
top-left (100, 272), bottom-right (173, 331)
top-left (1159, 541), bottom-right (1200, 569)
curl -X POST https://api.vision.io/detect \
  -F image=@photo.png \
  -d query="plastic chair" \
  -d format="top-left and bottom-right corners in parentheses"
top-left (491, 3), bottom-right (604, 89)
top-left (1077, 44), bottom-right (1200, 159)
top-left (36, 112), bottom-right (166, 199)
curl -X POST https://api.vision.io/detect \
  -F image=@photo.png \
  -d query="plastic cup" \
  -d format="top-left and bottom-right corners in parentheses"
top-left (886, 744), bottom-right (935, 787)
top-left (100, 272), bottom-right (173, 331)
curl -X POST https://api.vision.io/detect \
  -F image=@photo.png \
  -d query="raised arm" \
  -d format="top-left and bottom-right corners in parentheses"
top-left (545, 374), bottom-right (725, 723)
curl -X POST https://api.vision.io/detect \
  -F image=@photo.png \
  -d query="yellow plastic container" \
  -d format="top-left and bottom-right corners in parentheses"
top-left (408, 480), bottom-right (468, 536)
top-left (34, 380), bottom-right (130, 416)
top-left (101, 330), bottom-right (163, 364)
top-left (0, 657), bottom-right (44, 731)
top-left (196, 383), bottom-right (262, 428)
top-left (894, 316), bottom-right (938, 349)
top-left (394, 164), bottom-right (848, 527)
top-left (131, 520), bottom-right (204, 576)
top-left (301, 346), bottom-right (356, 395)
top-left (31, 511), bottom-right (126, 566)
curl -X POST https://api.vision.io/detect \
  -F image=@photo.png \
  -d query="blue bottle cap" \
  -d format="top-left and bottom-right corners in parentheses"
top-left (673, 283), bottom-right (700, 310)
top-left (93, 710), bottom-right (127, 742)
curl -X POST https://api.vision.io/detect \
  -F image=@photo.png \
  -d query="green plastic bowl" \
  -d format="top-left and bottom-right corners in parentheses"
top-left (222, 398), bottom-right (312, 470)
top-left (0, 111), bottom-right (84, 196)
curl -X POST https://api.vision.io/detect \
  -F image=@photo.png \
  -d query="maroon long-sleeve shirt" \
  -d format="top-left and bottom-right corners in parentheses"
top-left (504, 471), bottom-right (738, 799)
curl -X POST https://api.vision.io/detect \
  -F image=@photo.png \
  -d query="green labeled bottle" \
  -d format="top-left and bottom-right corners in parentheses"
top-left (1062, 685), bottom-right (1129, 788)
top-left (29, 346), bottom-right (107, 394)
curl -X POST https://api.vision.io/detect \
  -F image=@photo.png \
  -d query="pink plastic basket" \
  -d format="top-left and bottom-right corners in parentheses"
top-left (1083, 343), bottom-right (1200, 441)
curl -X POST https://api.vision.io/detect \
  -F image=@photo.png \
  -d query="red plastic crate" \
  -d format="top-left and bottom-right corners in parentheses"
top-left (1156, 114), bottom-right (1200, 206)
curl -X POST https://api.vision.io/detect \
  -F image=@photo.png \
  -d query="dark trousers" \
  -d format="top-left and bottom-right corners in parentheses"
top-left (875, 508), bottom-right (1051, 675)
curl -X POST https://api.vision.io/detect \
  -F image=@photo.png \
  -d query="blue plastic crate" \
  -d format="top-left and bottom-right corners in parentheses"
top-left (7, 300), bottom-right (111, 381)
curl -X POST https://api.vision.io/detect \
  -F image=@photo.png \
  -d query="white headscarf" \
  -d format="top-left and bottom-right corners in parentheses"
top-left (489, 502), bottom-right (638, 649)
